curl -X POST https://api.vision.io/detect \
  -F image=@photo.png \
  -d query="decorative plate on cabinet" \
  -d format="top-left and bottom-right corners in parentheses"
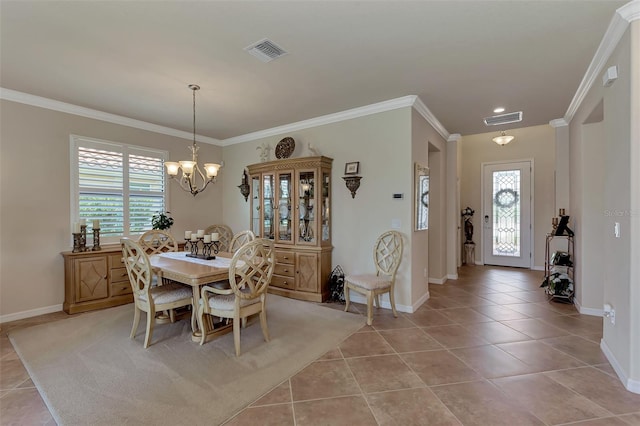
top-left (275, 137), bottom-right (295, 159)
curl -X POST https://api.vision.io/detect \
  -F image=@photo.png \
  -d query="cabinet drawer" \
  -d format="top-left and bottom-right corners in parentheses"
top-left (274, 263), bottom-right (295, 277)
top-left (275, 250), bottom-right (294, 264)
top-left (271, 274), bottom-right (294, 289)
top-left (110, 266), bottom-right (130, 284)
top-left (108, 253), bottom-right (125, 268)
top-left (111, 281), bottom-right (133, 296)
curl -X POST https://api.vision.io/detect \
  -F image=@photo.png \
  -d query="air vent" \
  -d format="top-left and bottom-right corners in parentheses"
top-left (483, 111), bottom-right (523, 126)
top-left (244, 38), bottom-right (288, 63)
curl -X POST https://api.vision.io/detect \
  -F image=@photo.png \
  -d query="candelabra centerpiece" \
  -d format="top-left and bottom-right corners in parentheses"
top-left (184, 230), bottom-right (220, 260)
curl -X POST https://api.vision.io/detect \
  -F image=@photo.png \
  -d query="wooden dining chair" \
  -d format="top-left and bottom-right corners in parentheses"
top-left (229, 230), bottom-right (256, 252)
top-left (197, 239), bottom-right (275, 356)
top-left (138, 229), bottom-right (179, 255)
top-left (121, 238), bottom-right (193, 348)
top-left (344, 230), bottom-right (403, 326)
top-left (138, 229), bottom-right (181, 322)
top-left (204, 224), bottom-right (233, 252)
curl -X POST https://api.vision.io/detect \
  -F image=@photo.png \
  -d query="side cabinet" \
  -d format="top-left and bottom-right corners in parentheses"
top-left (62, 246), bottom-right (133, 314)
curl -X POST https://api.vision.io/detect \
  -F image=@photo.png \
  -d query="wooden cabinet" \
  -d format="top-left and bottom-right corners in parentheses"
top-left (62, 246), bottom-right (133, 314)
top-left (247, 156), bottom-right (332, 302)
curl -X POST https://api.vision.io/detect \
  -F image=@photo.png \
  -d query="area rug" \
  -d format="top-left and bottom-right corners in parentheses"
top-left (9, 295), bottom-right (364, 425)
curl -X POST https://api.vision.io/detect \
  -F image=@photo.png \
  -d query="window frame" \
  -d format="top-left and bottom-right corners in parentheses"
top-left (70, 134), bottom-right (170, 245)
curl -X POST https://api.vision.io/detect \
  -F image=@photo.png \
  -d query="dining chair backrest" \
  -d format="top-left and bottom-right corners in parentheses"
top-left (228, 239), bottom-right (275, 300)
top-left (138, 229), bottom-right (178, 255)
top-left (204, 224), bottom-right (233, 252)
top-left (121, 238), bottom-right (153, 298)
top-left (373, 230), bottom-right (403, 279)
top-left (229, 230), bottom-right (256, 252)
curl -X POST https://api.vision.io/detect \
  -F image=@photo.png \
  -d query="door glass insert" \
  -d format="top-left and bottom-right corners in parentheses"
top-left (278, 173), bottom-right (292, 241)
top-left (492, 170), bottom-right (521, 257)
top-left (251, 175), bottom-right (261, 237)
top-left (262, 174), bottom-right (274, 240)
top-left (321, 172), bottom-right (330, 241)
top-left (298, 171), bottom-right (316, 243)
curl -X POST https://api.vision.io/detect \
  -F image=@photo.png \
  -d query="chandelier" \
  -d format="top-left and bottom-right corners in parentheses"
top-left (164, 84), bottom-right (221, 196)
top-left (492, 131), bottom-right (515, 146)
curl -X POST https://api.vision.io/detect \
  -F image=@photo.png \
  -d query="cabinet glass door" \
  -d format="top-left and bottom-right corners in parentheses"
top-left (262, 174), bottom-right (275, 240)
top-left (321, 171), bottom-right (330, 242)
top-left (277, 172), bottom-right (293, 242)
top-left (251, 175), bottom-right (261, 237)
top-left (297, 170), bottom-right (316, 244)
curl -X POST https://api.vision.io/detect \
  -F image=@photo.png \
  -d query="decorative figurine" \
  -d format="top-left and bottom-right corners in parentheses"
top-left (461, 206), bottom-right (475, 243)
top-left (256, 143), bottom-right (270, 162)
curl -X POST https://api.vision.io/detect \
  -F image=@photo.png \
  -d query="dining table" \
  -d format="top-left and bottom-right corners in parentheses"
top-left (150, 251), bottom-right (235, 343)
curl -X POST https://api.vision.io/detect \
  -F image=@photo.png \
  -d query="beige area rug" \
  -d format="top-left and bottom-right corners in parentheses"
top-left (9, 295), bottom-right (364, 425)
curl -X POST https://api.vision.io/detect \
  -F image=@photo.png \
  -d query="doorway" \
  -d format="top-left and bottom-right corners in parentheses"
top-left (482, 161), bottom-right (532, 268)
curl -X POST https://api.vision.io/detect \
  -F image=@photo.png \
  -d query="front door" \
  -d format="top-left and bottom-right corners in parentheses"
top-left (482, 161), bottom-right (532, 268)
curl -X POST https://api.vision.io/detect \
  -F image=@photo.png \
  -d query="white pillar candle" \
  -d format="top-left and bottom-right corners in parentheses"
top-left (73, 222), bottom-right (81, 233)
top-left (79, 219), bottom-right (86, 226)
top-left (190, 234), bottom-right (198, 241)
top-left (92, 219), bottom-right (100, 229)
top-left (197, 229), bottom-right (205, 238)
top-left (211, 232), bottom-right (219, 242)
top-left (185, 231), bottom-right (192, 239)
top-left (203, 235), bottom-right (211, 243)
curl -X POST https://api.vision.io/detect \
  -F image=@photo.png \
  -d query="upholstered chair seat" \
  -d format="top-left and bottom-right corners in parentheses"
top-left (344, 274), bottom-right (393, 290)
top-left (138, 283), bottom-right (193, 305)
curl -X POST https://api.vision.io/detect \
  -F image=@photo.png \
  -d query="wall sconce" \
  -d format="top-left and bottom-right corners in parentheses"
top-left (238, 169), bottom-right (250, 202)
top-left (342, 176), bottom-right (362, 199)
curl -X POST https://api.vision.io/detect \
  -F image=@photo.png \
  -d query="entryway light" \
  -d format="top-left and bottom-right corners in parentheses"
top-left (492, 131), bottom-right (515, 146)
top-left (493, 107), bottom-right (505, 113)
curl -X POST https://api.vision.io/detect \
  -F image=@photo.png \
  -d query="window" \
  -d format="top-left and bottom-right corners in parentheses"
top-left (71, 135), bottom-right (168, 243)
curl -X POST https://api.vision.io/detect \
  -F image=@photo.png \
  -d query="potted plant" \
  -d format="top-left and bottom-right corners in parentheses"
top-left (151, 211), bottom-right (174, 231)
top-left (541, 271), bottom-right (574, 297)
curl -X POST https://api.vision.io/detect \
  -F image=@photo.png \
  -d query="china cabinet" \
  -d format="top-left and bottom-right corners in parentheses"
top-left (247, 156), bottom-right (332, 302)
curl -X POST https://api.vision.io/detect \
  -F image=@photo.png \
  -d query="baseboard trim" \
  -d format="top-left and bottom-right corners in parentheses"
top-left (574, 299), bottom-right (603, 317)
top-left (600, 339), bottom-right (640, 394)
top-left (532, 265), bottom-right (545, 271)
top-left (428, 276), bottom-right (447, 285)
top-left (447, 273), bottom-right (458, 280)
top-left (0, 304), bottom-right (63, 324)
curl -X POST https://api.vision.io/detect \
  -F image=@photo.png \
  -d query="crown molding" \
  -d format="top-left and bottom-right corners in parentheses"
top-left (0, 88), bottom-right (221, 145)
top-left (447, 133), bottom-right (461, 142)
top-left (549, 118), bottom-right (568, 128)
top-left (563, 1), bottom-right (638, 124)
top-left (221, 96), bottom-right (418, 146)
top-left (1, 86), bottom-right (452, 148)
top-left (411, 96), bottom-right (450, 141)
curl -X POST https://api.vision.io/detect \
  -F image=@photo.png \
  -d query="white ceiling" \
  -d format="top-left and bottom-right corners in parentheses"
top-left (0, 1), bottom-right (627, 142)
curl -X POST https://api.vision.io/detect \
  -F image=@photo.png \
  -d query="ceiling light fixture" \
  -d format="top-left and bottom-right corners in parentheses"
top-left (492, 131), bottom-right (515, 146)
top-left (165, 84), bottom-right (221, 196)
top-left (493, 107), bottom-right (505, 113)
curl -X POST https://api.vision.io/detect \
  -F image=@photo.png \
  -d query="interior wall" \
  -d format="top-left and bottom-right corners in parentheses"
top-left (460, 124), bottom-right (556, 268)
top-left (445, 137), bottom-right (461, 276)
top-left (411, 109), bottom-right (447, 305)
top-left (0, 100), bottom-right (223, 318)
top-left (569, 26), bottom-right (636, 390)
top-left (221, 108), bottom-right (417, 309)
top-left (576, 121), bottom-right (605, 312)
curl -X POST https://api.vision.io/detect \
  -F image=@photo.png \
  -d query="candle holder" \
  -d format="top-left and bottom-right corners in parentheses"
top-left (552, 217), bottom-right (559, 233)
top-left (72, 233), bottom-right (84, 253)
top-left (185, 238), bottom-right (219, 260)
top-left (92, 228), bottom-right (101, 251)
top-left (80, 225), bottom-right (88, 250)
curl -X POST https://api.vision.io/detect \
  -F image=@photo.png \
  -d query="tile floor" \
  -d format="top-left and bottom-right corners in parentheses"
top-left (2, 265), bottom-right (640, 425)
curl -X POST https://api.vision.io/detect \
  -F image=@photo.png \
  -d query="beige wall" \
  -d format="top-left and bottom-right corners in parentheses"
top-left (460, 124), bottom-right (556, 268)
top-left (570, 24), bottom-right (638, 391)
top-left (0, 100), bottom-right (223, 318)
top-left (221, 108), bottom-right (420, 310)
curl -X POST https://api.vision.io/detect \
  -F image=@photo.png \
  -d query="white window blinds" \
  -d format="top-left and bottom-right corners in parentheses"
top-left (72, 136), bottom-right (168, 241)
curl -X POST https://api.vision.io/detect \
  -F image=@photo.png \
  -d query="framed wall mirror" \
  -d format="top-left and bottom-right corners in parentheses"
top-left (415, 163), bottom-right (429, 230)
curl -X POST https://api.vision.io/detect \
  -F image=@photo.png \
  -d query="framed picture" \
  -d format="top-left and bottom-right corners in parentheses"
top-left (344, 161), bottom-right (360, 175)
top-left (415, 163), bottom-right (429, 231)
